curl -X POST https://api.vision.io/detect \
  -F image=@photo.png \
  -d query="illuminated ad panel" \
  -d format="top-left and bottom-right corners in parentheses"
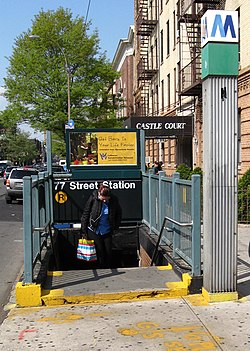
top-left (96, 132), bottom-right (137, 165)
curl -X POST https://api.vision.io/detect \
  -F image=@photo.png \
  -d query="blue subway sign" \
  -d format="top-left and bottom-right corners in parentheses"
top-left (201, 10), bottom-right (238, 47)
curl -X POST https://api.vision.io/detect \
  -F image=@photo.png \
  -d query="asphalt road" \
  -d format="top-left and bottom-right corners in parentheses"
top-left (0, 178), bottom-right (24, 324)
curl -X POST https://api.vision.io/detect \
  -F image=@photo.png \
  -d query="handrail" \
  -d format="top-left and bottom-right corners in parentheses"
top-left (150, 216), bottom-right (193, 266)
top-left (165, 216), bottom-right (193, 227)
top-left (145, 172), bottom-right (201, 275)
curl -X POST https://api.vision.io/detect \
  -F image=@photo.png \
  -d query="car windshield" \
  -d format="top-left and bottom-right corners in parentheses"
top-left (52, 166), bottom-right (64, 172)
top-left (6, 166), bottom-right (15, 172)
top-left (10, 170), bottom-right (38, 179)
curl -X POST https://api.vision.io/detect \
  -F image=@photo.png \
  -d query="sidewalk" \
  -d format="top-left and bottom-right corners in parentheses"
top-left (0, 295), bottom-right (249, 350)
top-left (0, 225), bottom-right (249, 350)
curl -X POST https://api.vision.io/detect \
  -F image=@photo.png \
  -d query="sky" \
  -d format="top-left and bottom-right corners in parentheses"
top-left (0, 0), bottom-right (134, 137)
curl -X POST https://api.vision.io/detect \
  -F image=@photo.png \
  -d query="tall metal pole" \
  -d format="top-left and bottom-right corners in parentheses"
top-left (67, 69), bottom-right (71, 121)
top-left (201, 10), bottom-right (239, 301)
top-left (60, 48), bottom-right (71, 122)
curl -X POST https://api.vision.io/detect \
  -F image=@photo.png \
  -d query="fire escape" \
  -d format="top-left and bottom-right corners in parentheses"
top-left (135, 0), bottom-right (158, 116)
top-left (177, 0), bottom-right (219, 100)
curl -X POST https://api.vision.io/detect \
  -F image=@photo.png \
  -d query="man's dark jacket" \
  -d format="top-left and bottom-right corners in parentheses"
top-left (80, 190), bottom-right (122, 235)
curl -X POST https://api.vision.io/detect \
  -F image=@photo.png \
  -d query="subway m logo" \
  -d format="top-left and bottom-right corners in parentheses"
top-left (211, 14), bottom-right (236, 38)
top-left (201, 10), bottom-right (238, 47)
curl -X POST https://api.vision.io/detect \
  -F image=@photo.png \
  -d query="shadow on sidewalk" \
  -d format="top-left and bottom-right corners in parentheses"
top-left (43, 268), bottom-right (126, 291)
top-left (237, 257), bottom-right (250, 299)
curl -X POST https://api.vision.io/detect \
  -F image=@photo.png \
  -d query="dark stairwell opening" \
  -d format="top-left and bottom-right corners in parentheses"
top-left (50, 226), bottom-right (140, 271)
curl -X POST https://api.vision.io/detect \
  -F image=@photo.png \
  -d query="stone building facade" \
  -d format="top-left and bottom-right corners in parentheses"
top-left (113, 1), bottom-right (250, 177)
top-left (112, 26), bottom-right (135, 120)
top-left (224, 0), bottom-right (250, 176)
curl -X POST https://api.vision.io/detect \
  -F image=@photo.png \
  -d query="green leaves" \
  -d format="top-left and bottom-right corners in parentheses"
top-left (3, 7), bottom-right (120, 140)
top-left (1, 129), bottom-right (39, 164)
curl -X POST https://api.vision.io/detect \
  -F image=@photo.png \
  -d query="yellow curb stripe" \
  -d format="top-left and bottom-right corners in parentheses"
top-left (42, 289), bottom-right (64, 297)
top-left (202, 287), bottom-right (238, 303)
top-left (47, 271), bottom-right (63, 276)
top-left (156, 264), bottom-right (172, 270)
top-left (41, 288), bottom-right (189, 306)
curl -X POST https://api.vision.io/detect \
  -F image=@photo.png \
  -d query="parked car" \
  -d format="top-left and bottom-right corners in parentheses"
top-left (3, 166), bottom-right (17, 185)
top-left (0, 160), bottom-right (12, 177)
top-left (0, 166), bottom-right (4, 177)
top-left (38, 164), bottom-right (67, 173)
top-left (59, 159), bottom-right (67, 171)
top-left (52, 165), bottom-right (66, 173)
top-left (5, 167), bottom-right (38, 204)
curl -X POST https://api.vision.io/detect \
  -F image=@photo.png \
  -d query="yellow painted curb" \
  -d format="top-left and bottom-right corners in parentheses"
top-left (42, 289), bottom-right (64, 297)
top-left (156, 264), bottom-right (172, 270)
top-left (47, 271), bottom-right (63, 276)
top-left (202, 287), bottom-right (238, 303)
top-left (165, 281), bottom-right (188, 294)
top-left (16, 282), bottom-right (42, 307)
top-left (41, 287), bottom-right (190, 306)
top-left (166, 273), bottom-right (191, 296)
top-left (182, 273), bottom-right (192, 286)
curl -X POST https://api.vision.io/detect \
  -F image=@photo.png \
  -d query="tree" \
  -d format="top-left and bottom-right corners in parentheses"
top-left (2, 129), bottom-right (39, 165)
top-left (1, 8), bottom-right (121, 140)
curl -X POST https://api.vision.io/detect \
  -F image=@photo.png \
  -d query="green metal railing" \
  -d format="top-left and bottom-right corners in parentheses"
top-left (22, 131), bottom-right (54, 284)
top-left (23, 171), bottom-right (53, 284)
top-left (142, 171), bottom-right (201, 276)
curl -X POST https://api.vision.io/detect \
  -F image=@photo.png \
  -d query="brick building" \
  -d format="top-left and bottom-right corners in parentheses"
top-left (112, 0), bottom-right (250, 177)
top-left (112, 25), bottom-right (135, 120)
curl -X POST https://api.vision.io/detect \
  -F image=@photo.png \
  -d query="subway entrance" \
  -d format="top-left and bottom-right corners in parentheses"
top-left (51, 128), bottom-right (143, 271)
top-left (52, 226), bottom-right (140, 271)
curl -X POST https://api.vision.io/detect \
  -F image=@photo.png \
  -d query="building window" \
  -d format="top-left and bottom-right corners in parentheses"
top-left (177, 61), bottom-right (180, 95)
top-left (155, 38), bottom-right (158, 69)
top-left (167, 73), bottom-right (170, 109)
top-left (161, 79), bottom-right (164, 113)
top-left (160, 0), bottom-right (163, 13)
top-left (150, 0), bottom-right (153, 20)
top-left (160, 30), bottom-right (164, 64)
top-left (151, 89), bottom-right (154, 116)
top-left (173, 10), bottom-right (176, 47)
top-left (168, 139), bottom-right (171, 165)
top-left (150, 45), bottom-right (154, 70)
top-left (166, 20), bottom-right (170, 56)
top-left (156, 85), bottom-right (159, 115)
top-left (174, 67), bottom-right (176, 104)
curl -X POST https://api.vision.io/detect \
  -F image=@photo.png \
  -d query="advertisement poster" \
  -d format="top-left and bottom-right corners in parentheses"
top-left (96, 132), bottom-right (137, 165)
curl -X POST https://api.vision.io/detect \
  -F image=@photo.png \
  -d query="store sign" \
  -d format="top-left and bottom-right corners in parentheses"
top-left (201, 10), bottom-right (238, 47)
top-left (124, 116), bottom-right (193, 138)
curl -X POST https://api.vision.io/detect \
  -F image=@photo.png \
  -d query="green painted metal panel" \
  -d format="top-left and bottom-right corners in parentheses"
top-left (202, 43), bottom-right (239, 79)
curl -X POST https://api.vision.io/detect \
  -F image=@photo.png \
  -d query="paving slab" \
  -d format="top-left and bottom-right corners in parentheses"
top-left (43, 266), bottom-right (181, 295)
top-left (0, 296), bottom-right (249, 350)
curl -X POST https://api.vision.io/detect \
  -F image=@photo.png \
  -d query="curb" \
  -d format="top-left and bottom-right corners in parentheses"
top-left (15, 269), bottom-right (191, 308)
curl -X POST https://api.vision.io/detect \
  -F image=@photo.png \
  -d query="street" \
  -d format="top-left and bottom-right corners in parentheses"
top-left (0, 178), bottom-right (24, 324)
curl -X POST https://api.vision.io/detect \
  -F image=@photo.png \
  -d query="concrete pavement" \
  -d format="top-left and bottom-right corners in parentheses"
top-left (0, 295), bottom-right (249, 350)
top-left (0, 225), bottom-right (249, 350)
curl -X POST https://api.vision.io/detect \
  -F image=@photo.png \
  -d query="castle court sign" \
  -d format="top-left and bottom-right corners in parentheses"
top-left (124, 116), bottom-right (193, 138)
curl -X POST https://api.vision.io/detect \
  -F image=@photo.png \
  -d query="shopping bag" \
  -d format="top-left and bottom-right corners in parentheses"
top-left (77, 238), bottom-right (97, 261)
